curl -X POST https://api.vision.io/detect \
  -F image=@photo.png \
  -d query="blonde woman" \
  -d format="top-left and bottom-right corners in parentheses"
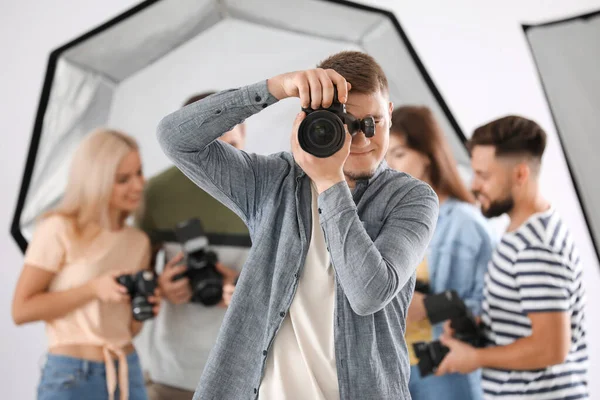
top-left (12, 129), bottom-right (166, 400)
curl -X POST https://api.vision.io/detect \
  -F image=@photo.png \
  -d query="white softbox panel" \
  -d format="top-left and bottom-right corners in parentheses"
top-left (12, 0), bottom-right (468, 251)
top-left (524, 10), bottom-right (600, 260)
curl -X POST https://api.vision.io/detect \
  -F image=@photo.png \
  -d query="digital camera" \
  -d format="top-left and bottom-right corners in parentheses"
top-left (298, 88), bottom-right (375, 158)
top-left (412, 290), bottom-right (486, 377)
top-left (414, 279), bottom-right (430, 295)
top-left (173, 218), bottom-right (223, 306)
top-left (116, 270), bottom-right (158, 321)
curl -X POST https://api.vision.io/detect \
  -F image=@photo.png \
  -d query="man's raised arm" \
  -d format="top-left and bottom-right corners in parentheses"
top-left (156, 81), bottom-right (280, 227)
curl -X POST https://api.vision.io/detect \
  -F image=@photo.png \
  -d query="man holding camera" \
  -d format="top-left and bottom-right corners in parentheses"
top-left (435, 116), bottom-right (588, 399)
top-left (157, 51), bottom-right (439, 399)
top-left (135, 93), bottom-right (250, 400)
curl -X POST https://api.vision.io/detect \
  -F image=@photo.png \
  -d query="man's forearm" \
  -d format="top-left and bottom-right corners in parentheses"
top-left (155, 80), bottom-right (282, 226)
top-left (157, 81), bottom-right (277, 155)
top-left (477, 336), bottom-right (564, 370)
top-left (318, 182), bottom-right (438, 316)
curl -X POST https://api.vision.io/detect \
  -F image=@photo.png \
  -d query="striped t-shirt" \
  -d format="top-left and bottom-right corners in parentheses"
top-left (480, 207), bottom-right (588, 399)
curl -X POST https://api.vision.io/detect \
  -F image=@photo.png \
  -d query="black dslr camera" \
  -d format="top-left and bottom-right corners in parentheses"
top-left (412, 290), bottom-right (486, 377)
top-left (173, 218), bottom-right (223, 306)
top-left (414, 279), bottom-right (430, 295)
top-left (298, 88), bottom-right (375, 158)
top-left (116, 270), bottom-right (158, 321)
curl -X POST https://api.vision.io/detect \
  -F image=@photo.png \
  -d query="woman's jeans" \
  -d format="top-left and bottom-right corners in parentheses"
top-left (409, 365), bottom-right (483, 400)
top-left (37, 351), bottom-right (147, 400)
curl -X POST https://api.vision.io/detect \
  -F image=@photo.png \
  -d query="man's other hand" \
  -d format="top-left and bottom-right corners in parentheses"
top-left (435, 334), bottom-right (481, 376)
top-left (158, 252), bottom-right (192, 305)
top-left (216, 263), bottom-right (239, 308)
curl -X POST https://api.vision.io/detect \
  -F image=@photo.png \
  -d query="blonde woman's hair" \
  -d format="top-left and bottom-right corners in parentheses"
top-left (45, 128), bottom-right (140, 233)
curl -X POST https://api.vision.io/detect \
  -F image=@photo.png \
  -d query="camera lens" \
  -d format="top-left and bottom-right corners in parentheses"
top-left (189, 267), bottom-right (223, 306)
top-left (298, 110), bottom-right (345, 158)
top-left (132, 295), bottom-right (154, 321)
top-left (310, 120), bottom-right (336, 147)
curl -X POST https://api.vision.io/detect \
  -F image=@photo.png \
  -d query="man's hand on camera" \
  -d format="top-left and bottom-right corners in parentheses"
top-left (291, 111), bottom-right (350, 193)
top-left (215, 263), bottom-right (239, 308)
top-left (158, 252), bottom-right (192, 305)
top-left (267, 68), bottom-right (351, 109)
top-left (434, 334), bottom-right (481, 376)
top-left (267, 68), bottom-right (354, 192)
top-left (443, 320), bottom-right (456, 337)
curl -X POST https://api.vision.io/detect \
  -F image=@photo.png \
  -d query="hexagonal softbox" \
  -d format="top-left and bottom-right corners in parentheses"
top-left (11, 0), bottom-right (468, 252)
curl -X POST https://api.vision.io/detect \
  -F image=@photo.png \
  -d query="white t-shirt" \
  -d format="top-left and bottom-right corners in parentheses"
top-left (134, 243), bottom-right (249, 391)
top-left (258, 183), bottom-right (339, 399)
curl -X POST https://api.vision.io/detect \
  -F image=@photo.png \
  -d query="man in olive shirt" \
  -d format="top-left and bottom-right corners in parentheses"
top-left (135, 93), bottom-right (251, 400)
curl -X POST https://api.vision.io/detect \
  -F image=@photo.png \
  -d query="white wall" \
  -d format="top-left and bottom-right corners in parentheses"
top-left (1, 1), bottom-right (599, 399)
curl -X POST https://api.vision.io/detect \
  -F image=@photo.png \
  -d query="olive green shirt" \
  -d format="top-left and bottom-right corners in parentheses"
top-left (138, 165), bottom-right (249, 237)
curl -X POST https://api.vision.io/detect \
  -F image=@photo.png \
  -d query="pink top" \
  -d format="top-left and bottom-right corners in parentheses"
top-left (24, 215), bottom-right (150, 400)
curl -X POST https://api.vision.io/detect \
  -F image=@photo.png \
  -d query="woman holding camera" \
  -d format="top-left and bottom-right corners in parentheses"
top-left (12, 129), bottom-right (165, 400)
top-left (386, 106), bottom-right (496, 400)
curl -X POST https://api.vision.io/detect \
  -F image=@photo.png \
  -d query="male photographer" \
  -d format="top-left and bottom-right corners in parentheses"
top-left (157, 51), bottom-right (439, 399)
top-left (136, 93), bottom-right (250, 400)
top-left (435, 116), bottom-right (588, 399)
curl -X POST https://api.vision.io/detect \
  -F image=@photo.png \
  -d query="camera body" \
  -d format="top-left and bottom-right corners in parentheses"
top-left (173, 218), bottom-right (223, 306)
top-left (412, 290), bottom-right (485, 377)
top-left (116, 270), bottom-right (158, 321)
top-left (298, 88), bottom-right (375, 158)
top-left (414, 279), bottom-right (430, 295)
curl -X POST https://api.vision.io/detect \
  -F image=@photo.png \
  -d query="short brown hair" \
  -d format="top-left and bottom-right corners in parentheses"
top-left (391, 106), bottom-right (474, 204)
top-left (182, 91), bottom-right (216, 107)
top-left (318, 51), bottom-right (388, 95)
top-left (468, 116), bottom-right (547, 160)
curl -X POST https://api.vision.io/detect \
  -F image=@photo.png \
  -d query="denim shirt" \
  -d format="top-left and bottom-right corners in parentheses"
top-left (156, 80), bottom-right (439, 400)
top-left (427, 198), bottom-right (496, 338)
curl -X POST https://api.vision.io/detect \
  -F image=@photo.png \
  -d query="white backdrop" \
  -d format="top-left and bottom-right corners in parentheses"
top-left (109, 19), bottom-right (362, 180)
top-left (2, 1), bottom-right (600, 398)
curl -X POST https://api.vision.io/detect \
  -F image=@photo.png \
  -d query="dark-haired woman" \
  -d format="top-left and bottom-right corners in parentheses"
top-left (387, 106), bottom-right (496, 400)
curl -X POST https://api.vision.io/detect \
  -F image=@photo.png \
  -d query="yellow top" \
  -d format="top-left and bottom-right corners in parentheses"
top-left (406, 257), bottom-right (433, 366)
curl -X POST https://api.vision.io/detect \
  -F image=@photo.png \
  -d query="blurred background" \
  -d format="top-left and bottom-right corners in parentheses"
top-left (2, 0), bottom-right (599, 398)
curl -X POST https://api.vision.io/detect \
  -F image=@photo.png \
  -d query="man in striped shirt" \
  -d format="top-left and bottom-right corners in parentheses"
top-left (435, 116), bottom-right (588, 399)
